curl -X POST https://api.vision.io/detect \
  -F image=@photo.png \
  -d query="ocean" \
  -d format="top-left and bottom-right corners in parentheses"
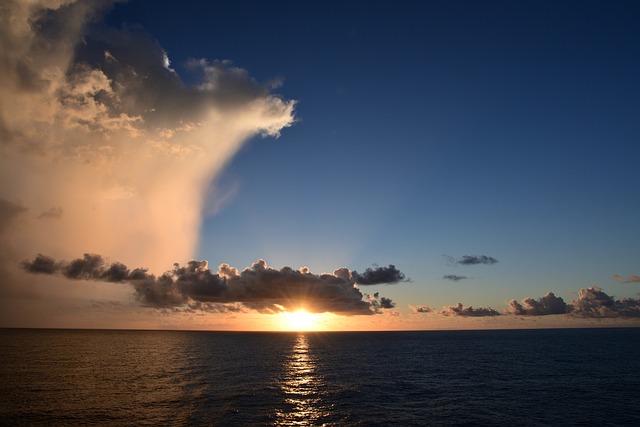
top-left (1, 328), bottom-right (639, 426)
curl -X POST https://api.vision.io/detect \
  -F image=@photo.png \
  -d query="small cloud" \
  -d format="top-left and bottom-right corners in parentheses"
top-left (443, 254), bottom-right (498, 267)
top-left (612, 274), bottom-right (640, 284)
top-left (410, 305), bottom-right (433, 313)
top-left (37, 207), bottom-right (63, 219)
top-left (443, 274), bottom-right (468, 282)
top-left (367, 292), bottom-right (396, 313)
top-left (440, 302), bottom-right (501, 317)
top-left (352, 264), bottom-right (407, 285)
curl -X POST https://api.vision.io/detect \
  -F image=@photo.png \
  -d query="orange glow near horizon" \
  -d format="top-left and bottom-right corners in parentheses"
top-left (278, 310), bottom-right (327, 331)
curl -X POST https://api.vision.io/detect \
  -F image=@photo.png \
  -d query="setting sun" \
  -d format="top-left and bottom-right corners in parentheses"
top-left (280, 310), bottom-right (321, 331)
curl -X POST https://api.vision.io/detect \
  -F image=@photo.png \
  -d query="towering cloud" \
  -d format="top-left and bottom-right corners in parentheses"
top-left (0, 0), bottom-right (295, 273)
top-left (0, 0), bottom-right (296, 325)
top-left (21, 254), bottom-right (404, 315)
top-left (0, 0), bottom-right (300, 328)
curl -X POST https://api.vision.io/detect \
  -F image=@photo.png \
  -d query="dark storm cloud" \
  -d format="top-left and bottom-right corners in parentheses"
top-left (506, 292), bottom-right (569, 316)
top-left (612, 274), bottom-right (640, 284)
top-left (443, 274), bottom-right (468, 282)
top-left (440, 303), bottom-right (501, 317)
top-left (351, 265), bottom-right (407, 285)
top-left (570, 286), bottom-right (640, 318)
top-left (0, 199), bottom-right (27, 232)
top-left (20, 254), bottom-right (407, 315)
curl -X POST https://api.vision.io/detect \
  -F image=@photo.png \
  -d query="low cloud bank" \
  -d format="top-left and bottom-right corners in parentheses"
top-left (21, 254), bottom-right (403, 315)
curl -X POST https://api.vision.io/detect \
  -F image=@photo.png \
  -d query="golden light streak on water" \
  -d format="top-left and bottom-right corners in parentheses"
top-left (274, 334), bottom-right (332, 425)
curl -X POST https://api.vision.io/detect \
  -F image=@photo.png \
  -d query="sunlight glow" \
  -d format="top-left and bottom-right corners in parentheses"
top-left (280, 310), bottom-right (321, 331)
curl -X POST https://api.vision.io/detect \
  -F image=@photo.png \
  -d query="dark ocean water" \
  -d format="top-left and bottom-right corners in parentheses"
top-left (1, 328), bottom-right (639, 426)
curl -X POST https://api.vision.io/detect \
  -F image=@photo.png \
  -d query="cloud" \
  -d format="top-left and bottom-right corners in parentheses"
top-left (351, 265), bottom-right (407, 285)
top-left (37, 207), bottom-right (63, 219)
top-left (440, 303), bottom-right (501, 317)
top-left (506, 287), bottom-right (640, 318)
top-left (21, 254), bottom-right (406, 315)
top-left (0, 0), bottom-right (296, 325)
top-left (0, 199), bottom-right (27, 233)
top-left (443, 274), bottom-right (468, 281)
top-left (443, 255), bottom-right (498, 267)
top-left (366, 292), bottom-right (396, 312)
top-left (506, 292), bottom-right (569, 315)
top-left (570, 286), bottom-right (640, 318)
top-left (612, 274), bottom-right (640, 284)
top-left (410, 305), bottom-right (433, 313)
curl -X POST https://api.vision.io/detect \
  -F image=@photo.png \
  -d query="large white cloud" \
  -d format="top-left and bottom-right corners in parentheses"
top-left (0, 0), bottom-right (295, 325)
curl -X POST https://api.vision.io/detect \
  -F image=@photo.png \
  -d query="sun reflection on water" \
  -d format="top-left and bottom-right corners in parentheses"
top-left (275, 334), bottom-right (331, 426)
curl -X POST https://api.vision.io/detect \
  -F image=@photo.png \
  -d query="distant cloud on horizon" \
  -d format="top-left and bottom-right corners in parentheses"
top-left (408, 287), bottom-right (640, 319)
top-left (440, 303), bottom-right (501, 317)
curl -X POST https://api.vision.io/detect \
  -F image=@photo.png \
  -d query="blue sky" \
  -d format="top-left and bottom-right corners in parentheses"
top-left (106, 1), bottom-right (640, 310)
top-left (1, 0), bottom-right (639, 329)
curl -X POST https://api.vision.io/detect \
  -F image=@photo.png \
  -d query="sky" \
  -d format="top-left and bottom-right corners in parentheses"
top-left (1, 0), bottom-right (639, 331)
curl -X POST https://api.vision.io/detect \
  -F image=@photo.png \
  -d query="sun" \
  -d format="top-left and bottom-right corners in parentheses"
top-left (280, 309), bottom-right (319, 331)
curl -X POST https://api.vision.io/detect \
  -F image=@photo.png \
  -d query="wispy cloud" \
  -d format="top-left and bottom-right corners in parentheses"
top-left (37, 207), bottom-right (63, 220)
top-left (21, 254), bottom-right (406, 315)
top-left (612, 274), bottom-right (640, 284)
top-left (443, 255), bottom-right (499, 267)
top-left (443, 274), bottom-right (468, 282)
top-left (0, 199), bottom-right (27, 233)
